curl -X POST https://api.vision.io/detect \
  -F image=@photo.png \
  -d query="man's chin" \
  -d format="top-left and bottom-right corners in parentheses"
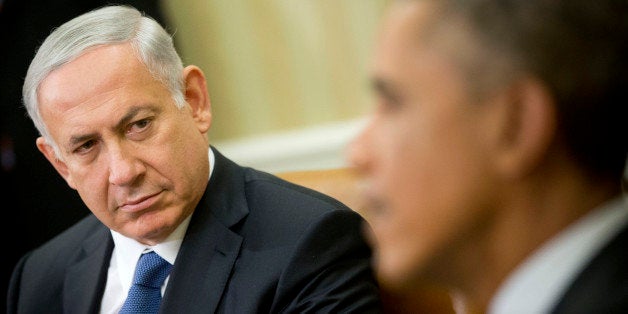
top-left (374, 250), bottom-right (420, 292)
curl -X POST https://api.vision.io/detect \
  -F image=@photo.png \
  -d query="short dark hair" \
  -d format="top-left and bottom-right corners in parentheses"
top-left (429, 0), bottom-right (628, 181)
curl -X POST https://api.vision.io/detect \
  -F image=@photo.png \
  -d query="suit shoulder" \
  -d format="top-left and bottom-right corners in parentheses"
top-left (553, 223), bottom-right (628, 312)
top-left (243, 167), bottom-right (353, 214)
top-left (23, 215), bottom-right (107, 264)
top-left (237, 167), bottom-right (366, 241)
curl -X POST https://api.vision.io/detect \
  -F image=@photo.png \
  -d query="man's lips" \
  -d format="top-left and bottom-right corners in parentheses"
top-left (118, 191), bottom-right (162, 213)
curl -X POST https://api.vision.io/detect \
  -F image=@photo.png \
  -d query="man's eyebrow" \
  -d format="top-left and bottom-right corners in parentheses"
top-left (68, 133), bottom-right (97, 149)
top-left (67, 106), bottom-right (158, 149)
top-left (115, 105), bottom-right (162, 131)
top-left (371, 77), bottom-right (401, 103)
top-left (371, 77), bottom-right (388, 95)
top-left (114, 106), bottom-right (146, 131)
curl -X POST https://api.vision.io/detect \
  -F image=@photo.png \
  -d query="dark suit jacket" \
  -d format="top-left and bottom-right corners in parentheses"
top-left (7, 147), bottom-right (382, 313)
top-left (550, 221), bottom-right (628, 314)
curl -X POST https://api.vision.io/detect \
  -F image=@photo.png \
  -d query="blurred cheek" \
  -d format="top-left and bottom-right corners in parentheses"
top-left (371, 197), bottom-right (425, 288)
top-left (368, 123), bottom-right (442, 283)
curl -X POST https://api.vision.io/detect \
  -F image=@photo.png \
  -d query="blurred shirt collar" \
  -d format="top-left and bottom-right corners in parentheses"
top-left (489, 195), bottom-right (628, 314)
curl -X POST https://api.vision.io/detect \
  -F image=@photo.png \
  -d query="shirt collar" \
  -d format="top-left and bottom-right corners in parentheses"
top-left (489, 195), bottom-right (628, 314)
top-left (109, 148), bottom-right (216, 285)
top-left (111, 214), bottom-right (191, 286)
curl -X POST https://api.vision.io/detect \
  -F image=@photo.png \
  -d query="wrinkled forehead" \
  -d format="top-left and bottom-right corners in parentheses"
top-left (37, 44), bottom-right (151, 113)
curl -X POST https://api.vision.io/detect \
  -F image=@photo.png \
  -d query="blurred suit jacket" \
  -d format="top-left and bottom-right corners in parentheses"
top-left (7, 147), bottom-right (382, 313)
top-left (551, 222), bottom-right (628, 313)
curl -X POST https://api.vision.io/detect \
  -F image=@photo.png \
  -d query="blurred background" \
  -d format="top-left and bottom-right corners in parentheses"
top-left (164, 0), bottom-right (387, 172)
top-left (0, 0), bottom-right (388, 307)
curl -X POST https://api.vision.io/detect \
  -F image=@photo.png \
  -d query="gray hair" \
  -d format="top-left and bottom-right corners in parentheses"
top-left (22, 5), bottom-right (185, 156)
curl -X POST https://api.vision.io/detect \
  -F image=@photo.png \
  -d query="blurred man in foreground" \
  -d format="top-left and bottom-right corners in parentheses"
top-left (349, 0), bottom-right (627, 313)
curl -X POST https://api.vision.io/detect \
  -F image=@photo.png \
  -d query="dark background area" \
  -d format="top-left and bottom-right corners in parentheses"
top-left (0, 0), bottom-right (170, 309)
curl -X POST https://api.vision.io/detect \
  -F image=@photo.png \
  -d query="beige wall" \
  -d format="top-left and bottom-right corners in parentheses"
top-left (160, 0), bottom-right (389, 143)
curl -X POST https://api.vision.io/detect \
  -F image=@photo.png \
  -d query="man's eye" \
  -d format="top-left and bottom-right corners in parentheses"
top-left (128, 119), bottom-right (152, 133)
top-left (75, 140), bottom-right (96, 154)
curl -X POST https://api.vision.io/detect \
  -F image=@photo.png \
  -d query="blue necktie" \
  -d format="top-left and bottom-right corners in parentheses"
top-left (119, 251), bottom-right (172, 314)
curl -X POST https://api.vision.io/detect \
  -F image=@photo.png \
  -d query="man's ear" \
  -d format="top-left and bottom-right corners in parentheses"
top-left (491, 77), bottom-right (557, 179)
top-left (182, 65), bottom-right (212, 134)
top-left (36, 137), bottom-right (76, 189)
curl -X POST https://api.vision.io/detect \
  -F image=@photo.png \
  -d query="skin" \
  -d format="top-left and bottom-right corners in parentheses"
top-left (349, 0), bottom-right (504, 292)
top-left (36, 43), bottom-right (213, 246)
top-left (348, 0), bottom-right (619, 311)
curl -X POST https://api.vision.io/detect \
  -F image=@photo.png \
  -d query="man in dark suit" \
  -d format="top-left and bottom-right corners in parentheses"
top-left (7, 5), bottom-right (381, 313)
top-left (348, 0), bottom-right (627, 313)
top-left (0, 1), bottom-right (166, 309)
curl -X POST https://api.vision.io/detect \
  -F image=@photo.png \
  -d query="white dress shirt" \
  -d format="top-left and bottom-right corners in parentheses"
top-left (488, 195), bottom-right (628, 314)
top-left (99, 149), bottom-right (215, 314)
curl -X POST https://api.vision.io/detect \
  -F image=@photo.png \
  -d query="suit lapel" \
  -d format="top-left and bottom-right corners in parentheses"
top-left (551, 223), bottom-right (628, 313)
top-left (160, 147), bottom-right (248, 313)
top-left (63, 221), bottom-right (113, 314)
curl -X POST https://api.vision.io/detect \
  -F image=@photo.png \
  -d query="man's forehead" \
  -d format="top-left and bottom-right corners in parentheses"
top-left (37, 44), bottom-right (153, 112)
top-left (372, 2), bottom-right (442, 74)
top-left (376, 1), bottom-right (452, 60)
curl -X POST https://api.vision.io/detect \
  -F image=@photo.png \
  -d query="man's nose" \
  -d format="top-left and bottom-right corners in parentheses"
top-left (108, 145), bottom-right (145, 186)
top-left (346, 119), bottom-right (375, 171)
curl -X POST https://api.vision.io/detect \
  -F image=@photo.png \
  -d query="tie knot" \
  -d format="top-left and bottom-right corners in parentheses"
top-left (133, 251), bottom-right (172, 289)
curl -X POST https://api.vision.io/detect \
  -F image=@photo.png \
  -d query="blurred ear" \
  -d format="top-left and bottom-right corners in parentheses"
top-left (36, 137), bottom-right (76, 189)
top-left (492, 78), bottom-right (556, 179)
top-left (182, 65), bottom-right (212, 134)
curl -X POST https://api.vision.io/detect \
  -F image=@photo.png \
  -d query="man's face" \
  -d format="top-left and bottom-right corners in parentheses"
top-left (349, 1), bottom-right (501, 289)
top-left (37, 43), bottom-right (212, 245)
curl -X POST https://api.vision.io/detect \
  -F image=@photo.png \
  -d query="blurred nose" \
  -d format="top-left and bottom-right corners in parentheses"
top-left (346, 118), bottom-right (374, 172)
top-left (107, 144), bottom-right (145, 186)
